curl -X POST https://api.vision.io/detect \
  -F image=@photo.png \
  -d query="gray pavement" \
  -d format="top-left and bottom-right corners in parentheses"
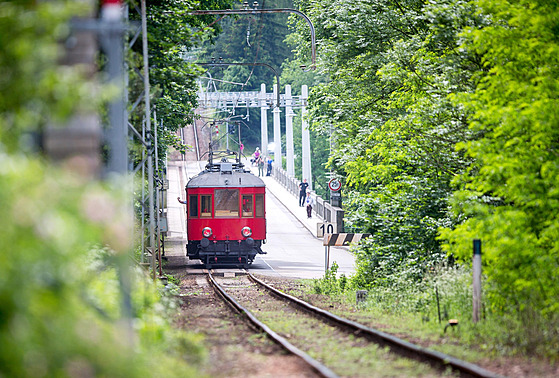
top-left (165, 158), bottom-right (355, 279)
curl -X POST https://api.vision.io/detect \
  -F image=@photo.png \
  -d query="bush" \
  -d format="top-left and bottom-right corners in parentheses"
top-left (313, 262), bottom-right (348, 295)
top-left (0, 155), bottom-right (203, 377)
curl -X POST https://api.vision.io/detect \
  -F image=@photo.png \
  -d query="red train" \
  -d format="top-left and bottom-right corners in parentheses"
top-left (184, 152), bottom-right (266, 268)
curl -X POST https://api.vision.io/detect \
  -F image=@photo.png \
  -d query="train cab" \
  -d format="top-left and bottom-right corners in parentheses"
top-left (185, 160), bottom-right (266, 268)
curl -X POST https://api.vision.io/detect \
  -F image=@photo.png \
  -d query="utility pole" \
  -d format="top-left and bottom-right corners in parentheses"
top-left (301, 85), bottom-right (312, 189)
top-left (44, 1), bottom-right (101, 178)
top-left (140, 0), bottom-right (156, 282)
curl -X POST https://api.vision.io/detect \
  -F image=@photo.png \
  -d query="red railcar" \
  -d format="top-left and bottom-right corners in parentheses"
top-left (185, 159), bottom-right (266, 268)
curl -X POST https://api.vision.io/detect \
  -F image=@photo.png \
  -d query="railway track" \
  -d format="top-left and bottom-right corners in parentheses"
top-left (208, 271), bottom-right (337, 378)
top-left (207, 271), bottom-right (500, 378)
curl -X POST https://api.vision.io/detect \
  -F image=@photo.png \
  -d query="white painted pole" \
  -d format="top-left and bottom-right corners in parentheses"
top-left (301, 85), bottom-right (312, 189)
top-left (473, 239), bottom-right (482, 323)
top-left (285, 85), bottom-right (294, 176)
top-left (273, 84), bottom-right (282, 169)
top-left (260, 83), bottom-right (268, 154)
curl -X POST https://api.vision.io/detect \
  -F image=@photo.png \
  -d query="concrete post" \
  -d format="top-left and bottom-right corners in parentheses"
top-left (473, 239), bottom-right (482, 323)
top-left (285, 85), bottom-right (294, 176)
top-left (260, 83), bottom-right (268, 154)
top-left (272, 84), bottom-right (282, 168)
top-left (301, 85), bottom-right (312, 189)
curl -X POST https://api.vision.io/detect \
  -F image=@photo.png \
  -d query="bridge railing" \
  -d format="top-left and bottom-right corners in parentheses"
top-left (272, 165), bottom-right (344, 233)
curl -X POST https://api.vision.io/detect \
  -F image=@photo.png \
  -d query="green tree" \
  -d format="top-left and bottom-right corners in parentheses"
top-left (198, 0), bottom-right (293, 91)
top-left (289, 0), bottom-right (484, 284)
top-left (195, 0), bottom-right (297, 150)
top-left (0, 0), bottom-right (94, 152)
top-left (0, 2), bottom-right (205, 375)
top-left (440, 0), bottom-right (559, 323)
top-left (128, 0), bottom-right (235, 170)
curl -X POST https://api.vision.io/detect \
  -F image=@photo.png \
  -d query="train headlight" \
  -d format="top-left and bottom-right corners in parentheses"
top-left (241, 226), bottom-right (252, 237)
top-left (202, 227), bottom-right (212, 238)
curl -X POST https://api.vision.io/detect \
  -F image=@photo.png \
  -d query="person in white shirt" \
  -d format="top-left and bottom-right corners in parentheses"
top-left (305, 189), bottom-right (314, 218)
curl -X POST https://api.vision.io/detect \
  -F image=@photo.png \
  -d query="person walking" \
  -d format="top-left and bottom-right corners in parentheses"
top-left (305, 189), bottom-right (314, 218)
top-left (252, 147), bottom-right (261, 166)
top-left (266, 157), bottom-right (273, 176)
top-left (257, 155), bottom-right (265, 177)
top-left (298, 178), bottom-right (309, 207)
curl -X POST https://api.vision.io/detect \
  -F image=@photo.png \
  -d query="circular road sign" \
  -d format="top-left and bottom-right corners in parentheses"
top-left (328, 178), bottom-right (342, 192)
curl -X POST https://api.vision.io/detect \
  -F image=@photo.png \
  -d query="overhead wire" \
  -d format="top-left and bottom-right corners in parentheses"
top-left (202, 1), bottom-right (270, 113)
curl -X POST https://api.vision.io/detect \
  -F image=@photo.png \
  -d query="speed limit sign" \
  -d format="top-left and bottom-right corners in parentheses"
top-left (328, 178), bottom-right (341, 192)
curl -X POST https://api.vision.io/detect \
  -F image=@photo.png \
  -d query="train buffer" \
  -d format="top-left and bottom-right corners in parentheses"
top-left (323, 233), bottom-right (371, 246)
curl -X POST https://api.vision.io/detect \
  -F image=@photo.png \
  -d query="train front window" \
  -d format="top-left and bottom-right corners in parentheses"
top-left (189, 195), bottom-right (198, 218)
top-left (215, 189), bottom-right (239, 217)
top-left (255, 194), bottom-right (264, 218)
top-left (200, 195), bottom-right (212, 218)
top-left (242, 195), bottom-right (253, 217)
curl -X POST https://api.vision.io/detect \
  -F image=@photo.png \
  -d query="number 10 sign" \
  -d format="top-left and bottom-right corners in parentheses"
top-left (317, 222), bottom-right (337, 238)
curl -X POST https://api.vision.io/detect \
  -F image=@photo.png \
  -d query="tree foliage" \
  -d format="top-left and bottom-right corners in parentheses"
top-left (0, 1), bottom-right (206, 374)
top-left (439, 0), bottom-right (559, 318)
top-left (194, 0), bottom-right (306, 151)
top-left (0, 0), bottom-right (96, 152)
top-left (290, 0), bottom-right (484, 283)
top-left (198, 0), bottom-right (293, 92)
top-left (0, 156), bottom-right (203, 376)
top-left (290, 0), bottom-right (559, 342)
top-left (128, 0), bottom-right (235, 169)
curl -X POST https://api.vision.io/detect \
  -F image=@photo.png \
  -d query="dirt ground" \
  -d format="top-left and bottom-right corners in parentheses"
top-left (164, 255), bottom-right (319, 377)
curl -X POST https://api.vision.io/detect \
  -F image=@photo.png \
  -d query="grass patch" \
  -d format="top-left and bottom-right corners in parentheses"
top-left (301, 263), bottom-right (559, 363)
top-left (255, 307), bottom-right (442, 377)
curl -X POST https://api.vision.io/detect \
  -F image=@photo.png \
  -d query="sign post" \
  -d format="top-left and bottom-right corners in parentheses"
top-left (323, 233), bottom-right (372, 273)
top-left (319, 223), bottom-right (336, 272)
top-left (328, 178), bottom-right (342, 207)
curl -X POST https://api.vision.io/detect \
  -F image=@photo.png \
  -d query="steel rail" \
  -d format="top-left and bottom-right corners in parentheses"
top-left (247, 273), bottom-right (501, 378)
top-left (207, 272), bottom-right (338, 378)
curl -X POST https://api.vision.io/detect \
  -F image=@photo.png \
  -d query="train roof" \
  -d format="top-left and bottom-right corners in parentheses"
top-left (187, 161), bottom-right (265, 188)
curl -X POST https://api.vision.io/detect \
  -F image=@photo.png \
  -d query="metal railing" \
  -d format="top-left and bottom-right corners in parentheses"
top-left (272, 165), bottom-right (344, 232)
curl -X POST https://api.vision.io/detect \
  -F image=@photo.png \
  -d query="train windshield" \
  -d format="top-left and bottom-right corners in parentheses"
top-left (214, 189), bottom-right (239, 217)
